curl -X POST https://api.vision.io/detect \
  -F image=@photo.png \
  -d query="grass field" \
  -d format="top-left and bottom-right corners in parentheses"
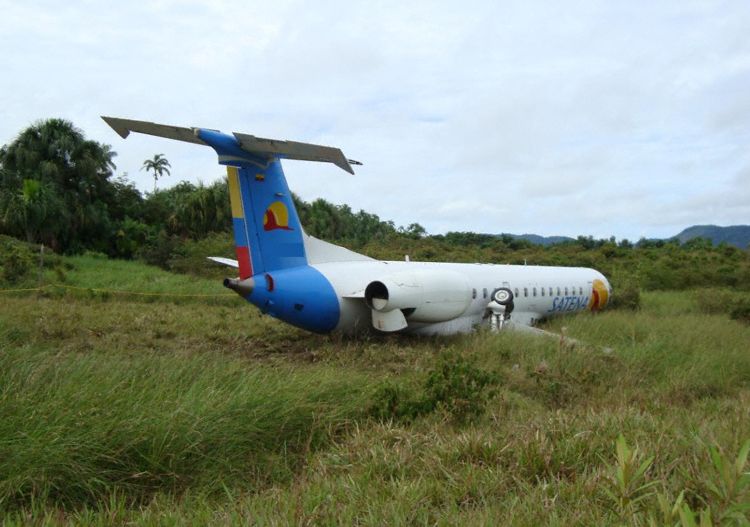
top-left (1, 257), bottom-right (749, 525)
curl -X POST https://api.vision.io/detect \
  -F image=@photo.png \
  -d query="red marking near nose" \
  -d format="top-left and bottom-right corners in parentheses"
top-left (591, 290), bottom-right (600, 311)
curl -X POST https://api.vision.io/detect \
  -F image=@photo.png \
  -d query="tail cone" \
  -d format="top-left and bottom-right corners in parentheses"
top-left (224, 277), bottom-right (255, 297)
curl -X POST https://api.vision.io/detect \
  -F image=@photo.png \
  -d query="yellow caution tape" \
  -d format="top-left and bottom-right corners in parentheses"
top-left (0, 283), bottom-right (234, 297)
top-left (0, 286), bottom-right (49, 293)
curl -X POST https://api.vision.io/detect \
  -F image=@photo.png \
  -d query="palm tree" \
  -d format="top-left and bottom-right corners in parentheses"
top-left (141, 154), bottom-right (171, 192)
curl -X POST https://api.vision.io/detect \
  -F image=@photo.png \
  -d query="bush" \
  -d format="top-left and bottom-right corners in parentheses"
top-left (367, 382), bottom-right (425, 423)
top-left (0, 235), bottom-right (35, 284)
top-left (368, 352), bottom-right (497, 424)
top-left (609, 280), bottom-right (641, 311)
top-left (694, 289), bottom-right (750, 324)
top-left (694, 288), bottom-right (736, 315)
top-left (730, 299), bottom-right (750, 324)
top-left (423, 352), bottom-right (497, 423)
top-left (137, 231), bottom-right (183, 270)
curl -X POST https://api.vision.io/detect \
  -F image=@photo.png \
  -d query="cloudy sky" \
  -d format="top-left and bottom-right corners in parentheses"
top-left (1, 0), bottom-right (749, 240)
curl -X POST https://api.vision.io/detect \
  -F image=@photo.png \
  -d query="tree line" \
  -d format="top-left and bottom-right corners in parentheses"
top-left (0, 119), bottom-right (421, 260)
top-left (2, 119), bottom-right (749, 298)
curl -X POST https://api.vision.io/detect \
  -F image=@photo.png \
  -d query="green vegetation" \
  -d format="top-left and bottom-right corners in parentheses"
top-left (2, 118), bottom-right (750, 524)
top-left (1, 255), bottom-right (750, 524)
top-left (368, 352), bottom-right (498, 424)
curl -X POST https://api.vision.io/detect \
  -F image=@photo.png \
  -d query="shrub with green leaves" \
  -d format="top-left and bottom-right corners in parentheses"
top-left (423, 352), bottom-right (497, 422)
top-left (604, 435), bottom-right (656, 517)
top-left (730, 299), bottom-right (750, 324)
top-left (0, 235), bottom-right (34, 284)
top-left (368, 352), bottom-right (497, 424)
top-left (605, 436), bottom-right (750, 525)
top-left (609, 279), bottom-right (642, 311)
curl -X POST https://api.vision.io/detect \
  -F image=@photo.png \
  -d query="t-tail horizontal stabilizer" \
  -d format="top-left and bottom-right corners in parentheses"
top-left (101, 116), bottom-right (361, 174)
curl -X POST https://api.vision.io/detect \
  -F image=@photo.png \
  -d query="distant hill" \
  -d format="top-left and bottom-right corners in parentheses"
top-left (672, 225), bottom-right (750, 249)
top-left (501, 233), bottom-right (575, 246)
top-left (492, 225), bottom-right (750, 249)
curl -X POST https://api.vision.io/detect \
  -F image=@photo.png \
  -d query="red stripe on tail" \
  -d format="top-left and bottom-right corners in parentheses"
top-left (236, 246), bottom-right (253, 279)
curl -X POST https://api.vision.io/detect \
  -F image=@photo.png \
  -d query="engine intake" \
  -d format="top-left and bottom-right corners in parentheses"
top-left (364, 269), bottom-right (472, 323)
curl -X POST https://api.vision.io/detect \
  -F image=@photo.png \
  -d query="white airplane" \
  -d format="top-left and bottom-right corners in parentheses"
top-left (103, 117), bottom-right (611, 336)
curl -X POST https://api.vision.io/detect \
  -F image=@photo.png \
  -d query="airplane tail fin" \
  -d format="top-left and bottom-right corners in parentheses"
top-left (225, 160), bottom-right (304, 278)
top-left (102, 117), bottom-right (361, 278)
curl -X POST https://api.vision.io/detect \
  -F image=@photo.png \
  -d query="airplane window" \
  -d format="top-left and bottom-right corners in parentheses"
top-left (514, 288), bottom-right (519, 297)
top-left (541, 288), bottom-right (545, 297)
top-left (556, 287), bottom-right (561, 296)
top-left (472, 288), bottom-right (476, 299)
top-left (549, 287), bottom-right (553, 296)
top-left (579, 286), bottom-right (583, 295)
top-left (533, 287), bottom-right (537, 297)
top-left (523, 287), bottom-right (528, 297)
top-left (564, 287), bottom-right (568, 295)
top-left (483, 288), bottom-right (487, 299)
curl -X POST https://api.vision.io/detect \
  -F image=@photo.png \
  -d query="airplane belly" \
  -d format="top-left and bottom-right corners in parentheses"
top-left (407, 315), bottom-right (480, 336)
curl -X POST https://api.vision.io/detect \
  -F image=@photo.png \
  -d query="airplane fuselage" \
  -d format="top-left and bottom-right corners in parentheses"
top-left (246, 258), bottom-right (611, 335)
top-left (325, 260), bottom-right (609, 334)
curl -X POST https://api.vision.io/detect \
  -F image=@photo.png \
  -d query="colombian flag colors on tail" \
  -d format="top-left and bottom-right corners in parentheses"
top-left (227, 166), bottom-right (253, 279)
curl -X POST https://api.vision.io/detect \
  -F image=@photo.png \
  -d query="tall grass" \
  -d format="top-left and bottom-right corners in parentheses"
top-left (0, 344), bottom-right (372, 510)
top-left (1, 257), bottom-right (750, 524)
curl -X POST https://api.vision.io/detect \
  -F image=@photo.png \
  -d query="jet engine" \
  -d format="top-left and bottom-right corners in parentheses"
top-left (364, 270), bottom-right (473, 331)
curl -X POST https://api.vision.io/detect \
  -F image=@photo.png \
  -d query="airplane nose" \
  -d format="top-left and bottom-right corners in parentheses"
top-left (591, 272), bottom-right (612, 309)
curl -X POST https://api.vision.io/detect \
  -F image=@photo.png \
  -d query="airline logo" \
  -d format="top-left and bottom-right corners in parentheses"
top-left (263, 201), bottom-right (293, 231)
top-left (587, 279), bottom-right (610, 311)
